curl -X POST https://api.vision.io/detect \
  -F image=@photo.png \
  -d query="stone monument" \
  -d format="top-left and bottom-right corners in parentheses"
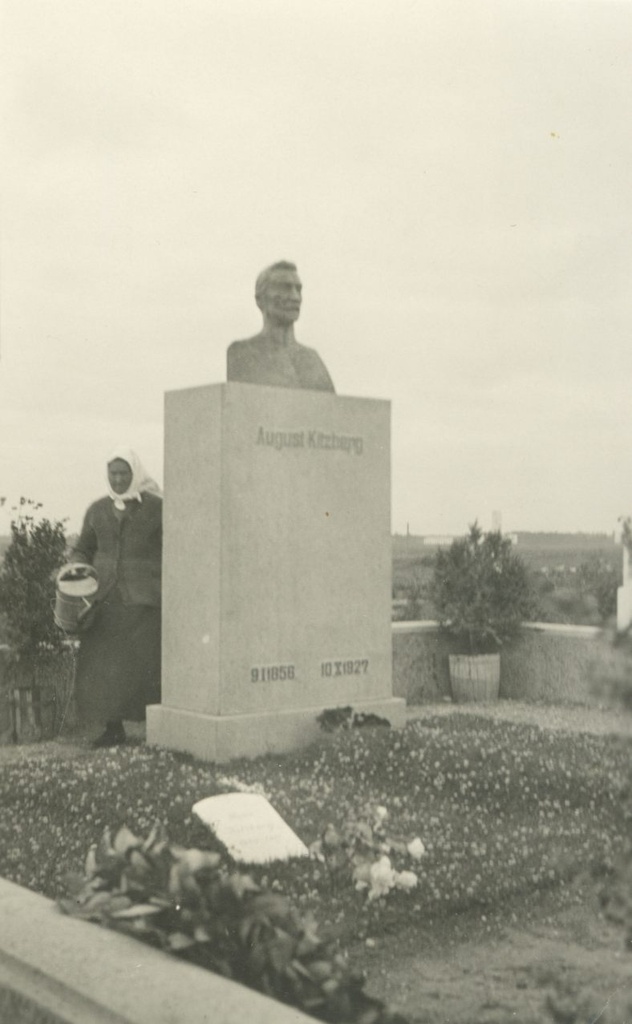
top-left (146, 264), bottom-right (405, 763)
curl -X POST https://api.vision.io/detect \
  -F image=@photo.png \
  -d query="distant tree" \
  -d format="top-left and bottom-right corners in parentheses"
top-left (577, 556), bottom-right (620, 622)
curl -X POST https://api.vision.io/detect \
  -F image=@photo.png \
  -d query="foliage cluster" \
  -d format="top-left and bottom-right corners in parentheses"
top-left (60, 824), bottom-right (407, 1024)
top-left (310, 804), bottom-right (424, 902)
top-left (0, 498), bottom-right (67, 671)
top-left (316, 707), bottom-right (391, 733)
top-left (430, 523), bottom-right (536, 653)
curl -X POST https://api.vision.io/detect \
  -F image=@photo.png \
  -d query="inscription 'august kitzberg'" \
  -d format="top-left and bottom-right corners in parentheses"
top-left (256, 427), bottom-right (364, 456)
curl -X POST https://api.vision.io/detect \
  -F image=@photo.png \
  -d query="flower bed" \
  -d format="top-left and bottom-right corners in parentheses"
top-left (0, 714), bottom-right (628, 944)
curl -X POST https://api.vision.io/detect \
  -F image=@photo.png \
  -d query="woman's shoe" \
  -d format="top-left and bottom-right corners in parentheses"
top-left (91, 722), bottom-right (126, 748)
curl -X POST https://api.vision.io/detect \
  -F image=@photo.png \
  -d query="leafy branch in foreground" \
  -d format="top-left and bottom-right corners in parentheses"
top-left (59, 824), bottom-right (409, 1024)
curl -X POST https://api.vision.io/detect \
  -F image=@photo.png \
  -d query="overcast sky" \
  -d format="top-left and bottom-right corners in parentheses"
top-left (2, 0), bottom-right (631, 536)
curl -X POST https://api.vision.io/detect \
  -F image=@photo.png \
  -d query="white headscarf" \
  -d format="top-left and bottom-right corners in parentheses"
top-left (106, 447), bottom-right (162, 510)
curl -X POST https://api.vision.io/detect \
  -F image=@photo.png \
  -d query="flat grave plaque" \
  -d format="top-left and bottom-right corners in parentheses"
top-left (192, 792), bottom-right (309, 864)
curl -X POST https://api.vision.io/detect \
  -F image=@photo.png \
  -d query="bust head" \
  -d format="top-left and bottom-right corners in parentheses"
top-left (255, 261), bottom-right (302, 328)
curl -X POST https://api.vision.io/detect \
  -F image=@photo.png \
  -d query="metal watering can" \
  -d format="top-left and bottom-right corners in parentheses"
top-left (54, 563), bottom-right (99, 633)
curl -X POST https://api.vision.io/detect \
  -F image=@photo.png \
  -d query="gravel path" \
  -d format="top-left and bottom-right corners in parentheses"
top-left (406, 699), bottom-right (632, 736)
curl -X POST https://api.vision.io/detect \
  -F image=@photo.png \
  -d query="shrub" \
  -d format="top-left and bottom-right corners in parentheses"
top-left (430, 522), bottom-right (536, 654)
top-left (0, 498), bottom-right (68, 675)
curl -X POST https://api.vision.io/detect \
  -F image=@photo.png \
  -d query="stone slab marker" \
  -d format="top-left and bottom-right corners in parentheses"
top-left (146, 382), bottom-right (405, 762)
top-left (193, 792), bottom-right (309, 863)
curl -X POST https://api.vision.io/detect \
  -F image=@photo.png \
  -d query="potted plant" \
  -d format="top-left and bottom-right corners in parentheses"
top-left (430, 523), bottom-right (535, 702)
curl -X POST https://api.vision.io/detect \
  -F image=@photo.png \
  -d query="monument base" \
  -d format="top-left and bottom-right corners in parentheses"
top-left (146, 698), bottom-right (406, 764)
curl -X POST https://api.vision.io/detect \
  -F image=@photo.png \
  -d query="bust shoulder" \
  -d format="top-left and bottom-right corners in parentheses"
top-left (228, 335), bottom-right (316, 356)
top-left (228, 337), bottom-right (262, 350)
top-left (227, 334), bottom-right (269, 354)
top-left (227, 336), bottom-right (261, 365)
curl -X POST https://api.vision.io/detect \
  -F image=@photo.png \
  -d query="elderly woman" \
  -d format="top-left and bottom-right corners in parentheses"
top-left (71, 448), bottom-right (162, 747)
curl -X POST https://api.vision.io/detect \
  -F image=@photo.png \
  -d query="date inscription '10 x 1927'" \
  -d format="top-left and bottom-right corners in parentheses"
top-left (250, 660), bottom-right (370, 683)
top-left (321, 659), bottom-right (369, 677)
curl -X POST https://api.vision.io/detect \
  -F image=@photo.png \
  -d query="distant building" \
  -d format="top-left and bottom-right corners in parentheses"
top-left (422, 532), bottom-right (518, 547)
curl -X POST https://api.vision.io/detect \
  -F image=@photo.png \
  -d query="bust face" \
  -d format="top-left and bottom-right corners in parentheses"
top-left (260, 268), bottom-right (302, 327)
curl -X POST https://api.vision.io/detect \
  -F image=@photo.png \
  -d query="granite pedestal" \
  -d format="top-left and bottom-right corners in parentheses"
top-left (146, 382), bottom-right (405, 762)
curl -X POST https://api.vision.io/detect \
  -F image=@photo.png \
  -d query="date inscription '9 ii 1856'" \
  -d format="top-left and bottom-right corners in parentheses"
top-left (251, 665), bottom-right (295, 683)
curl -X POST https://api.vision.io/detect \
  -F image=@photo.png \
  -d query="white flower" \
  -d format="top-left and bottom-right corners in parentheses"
top-left (352, 859), bottom-right (372, 889)
top-left (394, 870), bottom-right (418, 891)
top-left (308, 839), bottom-right (325, 862)
top-left (407, 837), bottom-right (426, 860)
top-left (368, 855), bottom-right (396, 901)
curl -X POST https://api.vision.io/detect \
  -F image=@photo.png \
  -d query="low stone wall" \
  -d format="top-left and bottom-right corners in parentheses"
top-left (393, 621), bottom-right (606, 705)
top-left (0, 876), bottom-right (312, 1024)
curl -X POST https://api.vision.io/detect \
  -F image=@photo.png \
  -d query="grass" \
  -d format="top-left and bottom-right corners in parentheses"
top-left (1, 713), bottom-right (630, 953)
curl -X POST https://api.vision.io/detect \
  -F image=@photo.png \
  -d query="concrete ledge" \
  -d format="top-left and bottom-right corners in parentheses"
top-left (0, 877), bottom-right (312, 1024)
top-left (147, 697), bottom-right (407, 763)
top-left (392, 620), bottom-right (603, 639)
top-left (391, 620), bottom-right (441, 635)
top-left (521, 621), bottom-right (602, 639)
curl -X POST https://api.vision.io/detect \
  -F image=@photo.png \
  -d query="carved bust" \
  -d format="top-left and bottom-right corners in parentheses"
top-left (227, 261), bottom-right (335, 393)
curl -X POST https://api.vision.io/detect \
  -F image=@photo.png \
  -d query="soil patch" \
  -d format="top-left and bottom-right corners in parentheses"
top-left (354, 880), bottom-right (631, 1023)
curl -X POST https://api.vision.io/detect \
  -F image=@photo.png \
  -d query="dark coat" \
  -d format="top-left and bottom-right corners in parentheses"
top-left (72, 493), bottom-right (162, 606)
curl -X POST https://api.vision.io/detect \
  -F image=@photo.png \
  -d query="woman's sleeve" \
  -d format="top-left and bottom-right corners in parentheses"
top-left (71, 506), bottom-right (98, 565)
